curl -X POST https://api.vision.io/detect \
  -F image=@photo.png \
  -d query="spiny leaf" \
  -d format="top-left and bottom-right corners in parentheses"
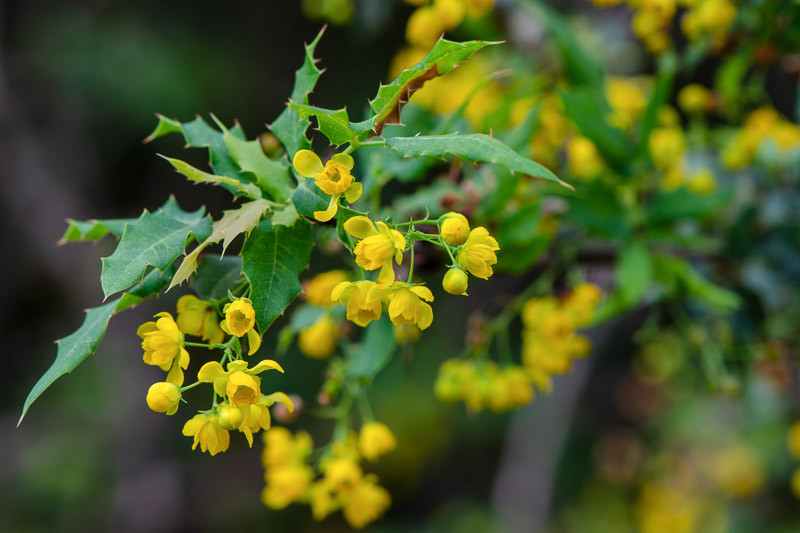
top-left (242, 219), bottom-right (313, 332)
top-left (59, 218), bottom-right (132, 244)
top-left (20, 267), bottom-right (171, 424)
top-left (270, 27), bottom-right (326, 159)
top-left (168, 199), bottom-right (270, 291)
top-left (369, 38), bottom-right (499, 135)
top-left (272, 203), bottom-right (299, 227)
top-left (223, 128), bottom-right (293, 202)
top-left (159, 155), bottom-right (263, 200)
top-left (290, 104), bottom-right (373, 146)
top-left (291, 179), bottom-right (328, 217)
top-left (385, 133), bottom-right (572, 189)
top-left (100, 199), bottom-right (212, 298)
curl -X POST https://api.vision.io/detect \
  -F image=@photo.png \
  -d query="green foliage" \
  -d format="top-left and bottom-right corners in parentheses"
top-left (100, 198), bottom-right (212, 298)
top-left (222, 126), bottom-right (293, 201)
top-left (160, 155), bottom-right (263, 200)
top-left (345, 316), bottom-right (395, 380)
top-left (59, 218), bottom-right (132, 244)
top-left (241, 219), bottom-right (314, 332)
top-left (191, 255), bottom-right (243, 301)
top-left (291, 104), bottom-right (372, 146)
top-left (270, 28), bottom-right (326, 158)
top-left (385, 133), bottom-right (571, 188)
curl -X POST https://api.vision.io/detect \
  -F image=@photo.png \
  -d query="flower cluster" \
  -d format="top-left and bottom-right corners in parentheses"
top-left (404, 0), bottom-right (495, 48)
top-left (592, 0), bottom-right (738, 54)
top-left (261, 423), bottom-right (396, 528)
top-left (521, 283), bottom-right (602, 392)
top-left (722, 107), bottom-right (800, 170)
top-left (435, 358), bottom-right (533, 412)
top-left (297, 270), bottom-right (349, 359)
top-left (140, 297), bottom-right (294, 455)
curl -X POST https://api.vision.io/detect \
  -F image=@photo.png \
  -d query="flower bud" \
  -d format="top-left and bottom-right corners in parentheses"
top-left (146, 382), bottom-right (181, 415)
top-left (439, 212), bottom-right (470, 245)
top-left (217, 404), bottom-right (244, 430)
top-left (442, 268), bottom-right (469, 295)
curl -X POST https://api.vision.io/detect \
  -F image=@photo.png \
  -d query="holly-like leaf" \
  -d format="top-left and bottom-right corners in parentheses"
top-left (59, 218), bottom-right (132, 244)
top-left (272, 203), bottom-right (299, 227)
top-left (168, 199), bottom-right (270, 291)
top-left (369, 38), bottom-right (499, 135)
top-left (159, 155), bottom-right (263, 200)
top-left (290, 104), bottom-right (372, 146)
top-left (192, 255), bottom-right (244, 301)
top-left (100, 199), bottom-right (212, 298)
top-left (270, 27), bottom-right (326, 159)
top-left (20, 267), bottom-right (171, 424)
top-left (291, 179), bottom-right (328, 217)
top-left (223, 129), bottom-right (293, 202)
top-left (385, 133), bottom-right (572, 189)
top-left (242, 219), bottom-right (313, 332)
top-left (345, 317), bottom-right (395, 380)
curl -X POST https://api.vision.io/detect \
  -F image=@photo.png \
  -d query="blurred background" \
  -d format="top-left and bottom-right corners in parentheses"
top-left (2, 0), bottom-right (799, 532)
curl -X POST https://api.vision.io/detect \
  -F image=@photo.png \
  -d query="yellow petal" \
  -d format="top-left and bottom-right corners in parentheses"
top-left (250, 359), bottom-right (285, 374)
top-left (417, 302), bottom-right (434, 330)
top-left (247, 328), bottom-right (262, 355)
top-left (410, 285), bottom-right (434, 302)
top-left (344, 182), bottom-right (362, 204)
top-left (344, 216), bottom-right (378, 240)
top-left (198, 361), bottom-right (226, 383)
top-left (377, 262), bottom-right (396, 286)
top-left (264, 391), bottom-right (295, 412)
top-left (366, 284), bottom-right (394, 303)
top-left (332, 152), bottom-right (354, 169)
top-left (293, 149), bottom-right (324, 178)
top-left (331, 281), bottom-right (355, 303)
top-left (166, 363), bottom-right (184, 386)
top-left (314, 195), bottom-right (339, 222)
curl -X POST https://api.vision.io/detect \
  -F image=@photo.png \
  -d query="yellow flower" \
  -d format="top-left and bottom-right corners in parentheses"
top-left (358, 422), bottom-right (397, 462)
top-left (462, 0), bottom-right (494, 19)
top-left (305, 270), bottom-right (349, 307)
top-left (322, 456), bottom-right (363, 493)
top-left (197, 359), bottom-right (284, 407)
top-left (563, 283), bottom-right (603, 327)
top-left (567, 136), bottom-right (604, 180)
top-left (788, 421), bottom-right (800, 460)
top-left (367, 281), bottom-right (434, 330)
top-left (221, 298), bottom-right (261, 355)
top-left (442, 267), bottom-right (469, 296)
top-left (439, 212), bottom-right (470, 245)
top-left (182, 413), bottom-right (230, 455)
top-left (661, 163), bottom-right (684, 191)
top-left (176, 294), bottom-right (224, 345)
top-left (308, 480), bottom-right (340, 520)
top-left (687, 168), bottom-right (716, 195)
top-left (293, 149), bottom-right (362, 222)
top-left (262, 427), bottom-right (313, 468)
top-left (342, 477), bottom-right (392, 529)
top-left (649, 127), bottom-right (685, 169)
top-left (263, 464), bottom-right (314, 509)
top-left (331, 280), bottom-right (384, 327)
top-left (406, 7), bottom-right (443, 48)
top-left (145, 382), bottom-right (181, 415)
top-left (434, 0), bottom-right (464, 29)
top-left (344, 216), bottom-right (406, 286)
top-left (792, 467), bottom-right (800, 500)
top-left (217, 403), bottom-right (244, 430)
top-left (456, 227), bottom-right (500, 279)
top-left (678, 84), bottom-right (711, 114)
top-left (137, 312), bottom-right (190, 386)
top-left (298, 316), bottom-right (340, 359)
top-left (709, 445), bottom-right (765, 498)
top-left (606, 77), bottom-right (648, 130)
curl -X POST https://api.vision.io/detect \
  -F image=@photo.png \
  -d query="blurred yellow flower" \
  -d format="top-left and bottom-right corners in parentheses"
top-left (342, 477), bottom-right (392, 529)
top-left (406, 7), bottom-right (443, 48)
top-left (788, 420), bottom-right (800, 460)
top-left (358, 422), bottom-right (397, 462)
top-left (678, 84), bottom-right (712, 114)
top-left (305, 270), bottom-right (349, 307)
top-left (567, 135), bottom-right (604, 180)
top-left (298, 316), bottom-right (340, 359)
top-left (687, 168), bottom-right (716, 195)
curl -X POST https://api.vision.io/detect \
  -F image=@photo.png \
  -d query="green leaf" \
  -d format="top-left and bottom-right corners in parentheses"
top-left (270, 28), bottom-right (326, 158)
top-left (143, 114), bottom-right (182, 142)
top-left (560, 88), bottom-right (635, 169)
top-left (370, 38), bottom-right (499, 134)
top-left (59, 218), bottom-right (132, 244)
top-left (272, 203), bottom-right (299, 227)
top-left (19, 267), bottom-right (170, 424)
top-left (289, 304), bottom-right (326, 330)
top-left (192, 255), bottom-right (244, 301)
top-left (519, 0), bottom-right (603, 87)
top-left (617, 242), bottom-right (652, 306)
top-left (345, 316), bottom-right (395, 380)
top-left (653, 256), bottom-right (740, 311)
top-left (242, 219), bottom-right (314, 332)
top-left (223, 129), bottom-right (293, 202)
top-left (291, 179), bottom-right (328, 217)
top-left (385, 133), bottom-right (571, 188)
top-left (100, 199), bottom-right (212, 298)
top-left (290, 104), bottom-right (373, 146)
top-left (567, 183), bottom-right (631, 240)
top-left (638, 54), bottom-right (676, 157)
top-left (159, 155), bottom-right (263, 200)
top-left (646, 188), bottom-right (733, 224)
top-left (168, 199), bottom-right (270, 291)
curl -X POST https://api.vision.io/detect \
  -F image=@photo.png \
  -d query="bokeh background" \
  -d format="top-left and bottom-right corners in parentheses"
top-left (2, 1), bottom-right (799, 532)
